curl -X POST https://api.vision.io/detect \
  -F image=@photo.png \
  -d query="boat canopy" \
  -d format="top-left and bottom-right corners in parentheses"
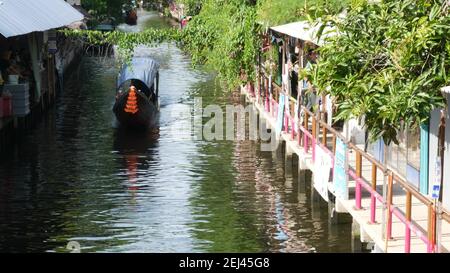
top-left (117, 57), bottom-right (159, 90)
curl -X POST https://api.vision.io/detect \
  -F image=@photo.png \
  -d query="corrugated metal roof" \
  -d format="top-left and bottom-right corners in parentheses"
top-left (270, 21), bottom-right (337, 47)
top-left (0, 0), bottom-right (84, 38)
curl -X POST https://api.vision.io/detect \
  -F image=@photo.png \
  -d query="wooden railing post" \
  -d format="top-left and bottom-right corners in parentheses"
top-left (436, 204), bottom-right (443, 253)
top-left (312, 115), bottom-right (317, 162)
top-left (371, 165), bottom-right (377, 190)
top-left (382, 170), bottom-right (388, 245)
top-left (303, 111), bottom-right (309, 152)
top-left (303, 111), bottom-right (309, 149)
top-left (355, 150), bottom-right (362, 210)
top-left (356, 151), bottom-right (362, 178)
top-left (312, 115), bottom-right (317, 139)
top-left (405, 191), bottom-right (412, 253)
top-left (265, 76), bottom-right (269, 112)
top-left (427, 203), bottom-right (436, 253)
top-left (304, 110), bottom-right (309, 131)
top-left (387, 173), bottom-right (394, 240)
top-left (433, 202), bottom-right (438, 253)
top-left (370, 164), bottom-right (377, 224)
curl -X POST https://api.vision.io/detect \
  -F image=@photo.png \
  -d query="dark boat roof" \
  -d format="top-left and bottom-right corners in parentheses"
top-left (117, 57), bottom-right (159, 90)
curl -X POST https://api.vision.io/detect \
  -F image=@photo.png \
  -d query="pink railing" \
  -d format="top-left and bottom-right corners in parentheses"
top-left (248, 73), bottom-right (450, 252)
top-left (349, 169), bottom-right (433, 252)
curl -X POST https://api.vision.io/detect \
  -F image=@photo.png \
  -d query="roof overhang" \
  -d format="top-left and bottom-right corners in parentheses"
top-left (270, 21), bottom-right (337, 47)
top-left (0, 0), bottom-right (84, 38)
top-left (441, 86), bottom-right (450, 94)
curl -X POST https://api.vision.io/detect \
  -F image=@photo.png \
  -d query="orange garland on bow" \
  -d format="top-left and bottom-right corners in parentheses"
top-left (124, 86), bottom-right (139, 114)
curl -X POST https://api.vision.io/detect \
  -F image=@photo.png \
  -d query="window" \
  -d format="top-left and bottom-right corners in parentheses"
top-left (407, 126), bottom-right (421, 171)
top-left (385, 121), bottom-right (407, 177)
top-left (384, 122), bottom-right (421, 185)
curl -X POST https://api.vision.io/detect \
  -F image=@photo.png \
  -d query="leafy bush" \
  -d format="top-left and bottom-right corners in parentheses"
top-left (257, 0), bottom-right (352, 26)
top-left (309, 0), bottom-right (449, 144)
top-left (180, 0), bottom-right (260, 88)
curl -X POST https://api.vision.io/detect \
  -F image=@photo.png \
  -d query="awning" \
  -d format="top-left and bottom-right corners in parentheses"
top-left (270, 21), bottom-right (337, 47)
top-left (0, 0), bottom-right (84, 38)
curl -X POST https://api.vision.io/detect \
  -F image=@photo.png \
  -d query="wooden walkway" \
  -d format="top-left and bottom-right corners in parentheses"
top-left (242, 86), bottom-right (450, 253)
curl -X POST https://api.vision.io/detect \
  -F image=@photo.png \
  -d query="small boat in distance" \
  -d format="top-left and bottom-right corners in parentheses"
top-left (125, 9), bottom-right (138, 25)
top-left (113, 57), bottom-right (160, 129)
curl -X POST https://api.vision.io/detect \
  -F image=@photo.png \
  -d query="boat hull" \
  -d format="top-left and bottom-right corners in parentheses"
top-left (113, 90), bottom-right (158, 129)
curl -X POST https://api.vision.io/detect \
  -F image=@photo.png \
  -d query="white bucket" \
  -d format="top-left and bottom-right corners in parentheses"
top-left (8, 75), bottom-right (19, 84)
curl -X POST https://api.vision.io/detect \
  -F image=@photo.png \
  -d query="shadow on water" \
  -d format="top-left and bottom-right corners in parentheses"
top-left (112, 128), bottom-right (160, 209)
top-left (113, 128), bottom-right (160, 152)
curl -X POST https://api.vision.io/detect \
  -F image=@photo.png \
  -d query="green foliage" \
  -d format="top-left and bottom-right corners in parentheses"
top-left (70, 0), bottom-right (354, 90)
top-left (82, 0), bottom-right (134, 26)
top-left (309, 0), bottom-right (449, 144)
top-left (180, 0), bottom-right (260, 88)
top-left (257, 0), bottom-right (352, 26)
top-left (69, 0), bottom-right (259, 89)
top-left (61, 28), bottom-right (181, 62)
top-left (178, 0), bottom-right (205, 16)
top-left (64, 0), bottom-right (450, 145)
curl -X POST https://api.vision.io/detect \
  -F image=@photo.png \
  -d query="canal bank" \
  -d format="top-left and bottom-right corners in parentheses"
top-left (0, 0), bottom-right (85, 153)
top-left (239, 18), bottom-right (450, 253)
top-left (0, 10), bottom-right (355, 253)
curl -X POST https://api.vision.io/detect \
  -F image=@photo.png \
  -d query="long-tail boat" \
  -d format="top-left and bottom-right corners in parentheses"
top-left (113, 57), bottom-right (160, 129)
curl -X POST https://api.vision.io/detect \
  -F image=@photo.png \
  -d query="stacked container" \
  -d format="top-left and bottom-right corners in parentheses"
top-left (3, 83), bottom-right (30, 117)
top-left (0, 91), bottom-right (12, 118)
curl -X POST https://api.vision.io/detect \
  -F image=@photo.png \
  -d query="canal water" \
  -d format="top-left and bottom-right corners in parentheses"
top-left (0, 11), bottom-right (353, 253)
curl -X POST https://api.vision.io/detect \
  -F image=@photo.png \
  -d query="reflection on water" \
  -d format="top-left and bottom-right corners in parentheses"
top-left (117, 9), bottom-right (178, 33)
top-left (0, 11), bottom-right (352, 253)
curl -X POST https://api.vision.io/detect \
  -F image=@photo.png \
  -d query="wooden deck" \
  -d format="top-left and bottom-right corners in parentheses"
top-left (242, 86), bottom-right (450, 253)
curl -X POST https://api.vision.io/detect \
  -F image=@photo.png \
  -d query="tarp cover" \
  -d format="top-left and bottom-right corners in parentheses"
top-left (0, 0), bottom-right (84, 38)
top-left (117, 57), bottom-right (159, 90)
